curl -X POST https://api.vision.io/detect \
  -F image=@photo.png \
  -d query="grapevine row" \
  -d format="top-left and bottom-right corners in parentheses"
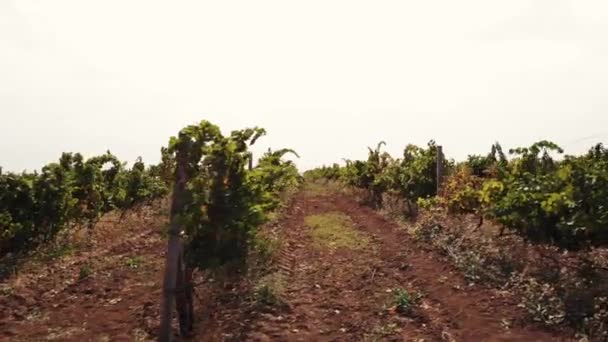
top-left (305, 140), bottom-right (608, 249)
top-left (0, 151), bottom-right (168, 257)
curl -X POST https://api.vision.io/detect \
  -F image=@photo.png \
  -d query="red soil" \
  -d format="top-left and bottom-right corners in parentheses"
top-left (0, 191), bottom-right (574, 341)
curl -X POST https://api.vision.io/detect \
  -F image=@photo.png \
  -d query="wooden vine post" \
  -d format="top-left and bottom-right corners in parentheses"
top-left (159, 150), bottom-right (194, 342)
top-left (436, 145), bottom-right (444, 195)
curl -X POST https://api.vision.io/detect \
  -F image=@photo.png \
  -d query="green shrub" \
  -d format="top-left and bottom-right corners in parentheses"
top-left (1, 153), bottom-right (168, 256)
top-left (481, 142), bottom-right (608, 248)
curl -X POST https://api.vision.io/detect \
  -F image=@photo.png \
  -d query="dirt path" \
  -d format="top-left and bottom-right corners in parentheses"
top-left (200, 189), bottom-right (570, 341)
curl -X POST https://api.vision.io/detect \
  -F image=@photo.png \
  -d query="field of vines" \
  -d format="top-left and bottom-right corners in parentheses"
top-left (0, 151), bottom-right (169, 260)
top-left (1, 120), bottom-right (301, 340)
top-left (306, 140), bottom-right (608, 249)
top-left (306, 140), bottom-right (608, 340)
top-left (0, 121), bottom-right (299, 263)
top-left (2, 122), bottom-right (608, 341)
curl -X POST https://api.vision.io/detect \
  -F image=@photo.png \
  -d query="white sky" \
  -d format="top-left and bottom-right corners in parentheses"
top-left (1, 0), bottom-right (608, 171)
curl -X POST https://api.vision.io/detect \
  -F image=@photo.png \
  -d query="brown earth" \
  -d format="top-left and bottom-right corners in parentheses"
top-left (0, 205), bottom-right (168, 342)
top-left (0, 189), bottom-right (574, 341)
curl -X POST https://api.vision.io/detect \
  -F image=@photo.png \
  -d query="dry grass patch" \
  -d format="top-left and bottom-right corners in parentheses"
top-left (305, 212), bottom-right (368, 250)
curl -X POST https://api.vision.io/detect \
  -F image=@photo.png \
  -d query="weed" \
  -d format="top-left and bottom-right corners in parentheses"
top-left (46, 243), bottom-right (75, 260)
top-left (254, 284), bottom-right (280, 306)
top-left (125, 256), bottom-right (144, 269)
top-left (0, 285), bottom-right (13, 296)
top-left (513, 274), bottom-right (565, 326)
top-left (488, 252), bottom-right (523, 278)
top-left (580, 296), bottom-right (608, 340)
top-left (133, 328), bottom-right (153, 342)
top-left (46, 327), bottom-right (86, 340)
top-left (448, 248), bottom-right (485, 283)
top-left (254, 273), bottom-right (286, 307)
top-left (363, 322), bottom-right (400, 341)
top-left (417, 197), bottom-right (439, 210)
top-left (79, 264), bottom-right (93, 280)
top-left (252, 235), bottom-right (281, 267)
top-left (392, 288), bottom-right (421, 315)
top-left (410, 223), bottom-right (442, 243)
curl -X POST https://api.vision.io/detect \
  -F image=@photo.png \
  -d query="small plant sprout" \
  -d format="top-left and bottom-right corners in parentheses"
top-left (392, 288), bottom-right (421, 315)
top-left (79, 264), bottom-right (93, 280)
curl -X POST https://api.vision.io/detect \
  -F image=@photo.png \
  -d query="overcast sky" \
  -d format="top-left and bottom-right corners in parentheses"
top-left (1, 0), bottom-right (607, 171)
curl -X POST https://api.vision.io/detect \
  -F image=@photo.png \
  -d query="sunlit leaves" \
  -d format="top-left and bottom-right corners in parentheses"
top-left (166, 120), bottom-right (297, 269)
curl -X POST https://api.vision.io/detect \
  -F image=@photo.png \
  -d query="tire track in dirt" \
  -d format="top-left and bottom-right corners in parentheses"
top-left (277, 241), bottom-right (297, 279)
top-left (208, 189), bottom-right (571, 341)
top-left (220, 191), bottom-right (437, 341)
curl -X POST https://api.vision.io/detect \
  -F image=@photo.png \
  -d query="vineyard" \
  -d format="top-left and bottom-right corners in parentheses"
top-left (1, 122), bottom-right (608, 341)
